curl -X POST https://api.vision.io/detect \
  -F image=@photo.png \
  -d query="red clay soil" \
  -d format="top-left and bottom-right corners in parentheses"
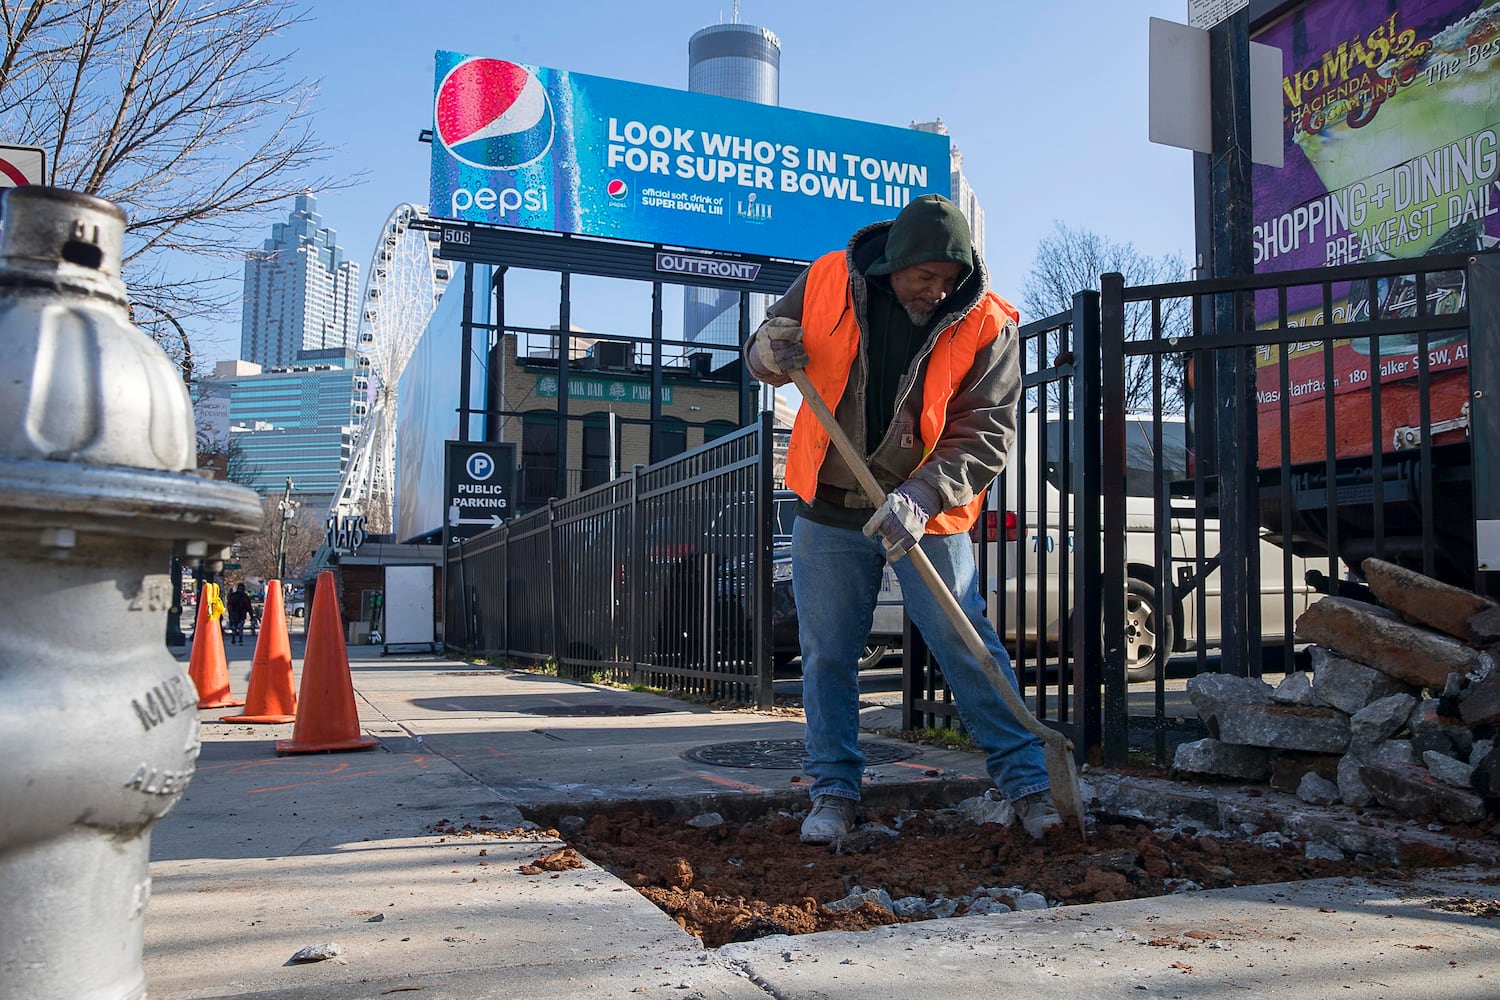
top-left (553, 804), bottom-right (1435, 947)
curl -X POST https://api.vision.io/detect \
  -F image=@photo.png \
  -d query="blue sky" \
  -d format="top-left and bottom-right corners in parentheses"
top-left (211, 0), bottom-right (1200, 363)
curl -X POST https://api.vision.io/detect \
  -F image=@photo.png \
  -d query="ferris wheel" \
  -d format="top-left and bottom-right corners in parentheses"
top-left (330, 203), bottom-right (450, 534)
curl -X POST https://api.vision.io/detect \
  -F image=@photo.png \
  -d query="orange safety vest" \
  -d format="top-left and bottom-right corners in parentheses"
top-left (785, 250), bottom-right (1017, 535)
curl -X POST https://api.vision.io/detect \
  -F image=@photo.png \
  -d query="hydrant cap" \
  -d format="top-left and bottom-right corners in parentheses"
top-left (0, 187), bottom-right (197, 472)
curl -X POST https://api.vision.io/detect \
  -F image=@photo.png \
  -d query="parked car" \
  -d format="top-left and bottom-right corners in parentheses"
top-left (716, 491), bottom-right (903, 670)
top-left (982, 413), bottom-right (1318, 682)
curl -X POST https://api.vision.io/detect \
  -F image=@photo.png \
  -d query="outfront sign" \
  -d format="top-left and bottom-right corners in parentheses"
top-left (429, 50), bottom-right (951, 260)
top-left (444, 441), bottom-right (515, 543)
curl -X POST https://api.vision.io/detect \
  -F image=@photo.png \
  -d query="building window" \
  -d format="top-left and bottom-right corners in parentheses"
top-left (653, 417), bottom-right (687, 463)
top-left (703, 420), bottom-right (737, 443)
top-left (521, 411), bottom-right (558, 506)
top-left (581, 412), bottom-right (618, 490)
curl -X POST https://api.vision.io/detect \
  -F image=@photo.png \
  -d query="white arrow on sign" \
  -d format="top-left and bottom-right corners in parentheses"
top-left (450, 513), bottom-right (503, 529)
top-left (0, 145), bottom-right (46, 189)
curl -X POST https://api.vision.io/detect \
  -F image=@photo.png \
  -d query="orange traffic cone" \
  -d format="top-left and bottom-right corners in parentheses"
top-left (188, 583), bottom-right (244, 709)
top-left (276, 571), bottom-right (377, 754)
top-left (221, 580), bottom-right (296, 724)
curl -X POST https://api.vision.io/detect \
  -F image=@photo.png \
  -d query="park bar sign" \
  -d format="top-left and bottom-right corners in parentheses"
top-left (444, 441), bottom-right (516, 543)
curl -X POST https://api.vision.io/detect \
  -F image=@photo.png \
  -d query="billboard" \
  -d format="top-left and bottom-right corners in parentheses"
top-left (429, 50), bottom-right (951, 261)
top-left (1250, 1), bottom-right (1489, 463)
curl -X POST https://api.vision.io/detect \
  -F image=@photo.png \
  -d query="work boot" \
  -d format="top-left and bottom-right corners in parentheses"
top-left (799, 796), bottom-right (857, 844)
top-left (1012, 790), bottom-right (1062, 839)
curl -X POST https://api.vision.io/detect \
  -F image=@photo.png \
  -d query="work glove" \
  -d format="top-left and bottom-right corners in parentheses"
top-left (746, 317), bottom-right (809, 383)
top-left (862, 479), bottom-right (941, 561)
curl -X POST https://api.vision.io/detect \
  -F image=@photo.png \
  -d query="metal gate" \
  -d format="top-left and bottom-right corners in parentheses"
top-left (907, 251), bottom-right (1499, 767)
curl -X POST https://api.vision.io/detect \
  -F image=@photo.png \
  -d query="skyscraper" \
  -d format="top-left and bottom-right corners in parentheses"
top-left (683, 17), bottom-right (781, 361)
top-left (909, 119), bottom-right (986, 257)
top-left (240, 193), bottom-right (360, 369)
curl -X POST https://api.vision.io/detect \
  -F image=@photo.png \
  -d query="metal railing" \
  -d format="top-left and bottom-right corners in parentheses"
top-left (445, 413), bottom-right (781, 707)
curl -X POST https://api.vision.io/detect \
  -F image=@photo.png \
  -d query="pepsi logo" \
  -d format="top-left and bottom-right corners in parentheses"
top-left (436, 59), bottom-right (555, 170)
top-left (606, 179), bottom-right (628, 200)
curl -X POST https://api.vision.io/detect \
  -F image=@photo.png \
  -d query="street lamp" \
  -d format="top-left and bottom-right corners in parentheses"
top-left (275, 478), bottom-right (297, 580)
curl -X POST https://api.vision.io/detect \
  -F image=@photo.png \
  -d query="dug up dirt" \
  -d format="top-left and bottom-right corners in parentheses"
top-left (554, 803), bottom-right (1462, 948)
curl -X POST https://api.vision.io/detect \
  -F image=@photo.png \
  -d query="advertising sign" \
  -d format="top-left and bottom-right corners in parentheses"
top-left (1250, 1), bottom-right (1488, 464)
top-left (429, 50), bottom-right (951, 261)
top-left (444, 441), bottom-right (516, 543)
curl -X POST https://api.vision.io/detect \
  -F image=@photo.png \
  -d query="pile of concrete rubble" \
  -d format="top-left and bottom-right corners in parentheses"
top-left (1174, 558), bottom-right (1500, 826)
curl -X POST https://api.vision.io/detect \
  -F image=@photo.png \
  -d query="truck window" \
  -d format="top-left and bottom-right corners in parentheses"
top-left (1037, 417), bottom-right (1188, 497)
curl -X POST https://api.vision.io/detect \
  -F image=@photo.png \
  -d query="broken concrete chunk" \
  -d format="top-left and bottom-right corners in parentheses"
top-left (1297, 772), bottom-right (1341, 805)
top-left (1273, 671), bottom-right (1315, 705)
top-left (1186, 673), bottom-right (1274, 724)
top-left (289, 942), bottom-right (344, 964)
top-left (1410, 699), bottom-right (1474, 762)
top-left (1310, 648), bottom-right (1417, 715)
top-left (1336, 755), bottom-right (1374, 807)
top-left (1269, 751), bottom-right (1341, 793)
top-left (1346, 738), bottom-right (1416, 767)
top-left (1422, 750), bottom-right (1476, 790)
top-left (1471, 739), bottom-right (1495, 768)
top-left (1359, 763), bottom-right (1487, 825)
top-left (1469, 604), bottom-right (1500, 643)
top-left (1172, 738), bottom-right (1271, 781)
top-left (1296, 597), bottom-right (1481, 689)
top-left (1211, 704), bottom-right (1350, 754)
top-left (1472, 747), bottom-right (1500, 802)
top-left (687, 812), bottom-right (725, 829)
top-left (1361, 557), bottom-right (1496, 642)
top-left (1460, 664), bottom-right (1500, 727)
top-left (825, 888), bottom-right (894, 914)
top-left (1349, 693), bottom-right (1418, 745)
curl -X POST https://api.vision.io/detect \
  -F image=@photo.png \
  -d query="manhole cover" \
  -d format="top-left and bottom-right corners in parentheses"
top-left (525, 704), bottom-right (677, 717)
top-left (682, 739), bottom-right (912, 770)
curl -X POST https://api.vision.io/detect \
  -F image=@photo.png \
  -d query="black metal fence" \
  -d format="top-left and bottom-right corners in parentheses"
top-left (445, 253), bottom-right (1498, 766)
top-left (900, 252), bottom-right (1497, 767)
top-left (445, 413), bottom-right (781, 707)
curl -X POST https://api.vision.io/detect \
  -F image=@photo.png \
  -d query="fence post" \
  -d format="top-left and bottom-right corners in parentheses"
top-left (500, 522), bottom-right (510, 657)
top-left (628, 465), bottom-right (643, 687)
top-left (754, 410), bottom-right (775, 709)
top-left (547, 499), bottom-right (560, 668)
top-left (1097, 274), bottom-right (1130, 766)
top-left (1470, 254), bottom-right (1500, 594)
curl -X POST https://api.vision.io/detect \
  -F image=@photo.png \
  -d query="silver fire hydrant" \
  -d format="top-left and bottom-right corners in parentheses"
top-left (0, 187), bottom-right (261, 999)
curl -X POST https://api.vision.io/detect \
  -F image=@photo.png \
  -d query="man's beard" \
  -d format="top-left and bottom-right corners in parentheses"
top-left (904, 302), bottom-right (935, 325)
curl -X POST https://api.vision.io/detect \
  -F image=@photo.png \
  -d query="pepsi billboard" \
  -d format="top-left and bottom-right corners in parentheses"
top-left (430, 50), bottom-right (952, 260)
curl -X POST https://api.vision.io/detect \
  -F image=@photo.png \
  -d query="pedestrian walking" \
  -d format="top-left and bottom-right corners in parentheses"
top-left (226, 583), bottom-right (253, 646)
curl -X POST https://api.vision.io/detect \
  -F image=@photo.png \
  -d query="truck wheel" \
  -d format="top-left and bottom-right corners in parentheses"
top-left (1124, 577), bottom-right (1173, 683)
top-left (857, 643), bottom-right (889, 670)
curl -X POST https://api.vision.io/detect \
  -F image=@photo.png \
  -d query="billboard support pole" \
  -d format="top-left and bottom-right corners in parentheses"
top-left (650, 279), bottom-right (664, 461)
top-left (739, 293), bottom-right (753, 426)
top-left (1207, 10), bottom-right (1257, 678)
top-left (459, 261), bottom-right (474, 443)
top-left (556, 271), bottom-right (571, 499)
top-left (485, 266), bottom-right (507, 442)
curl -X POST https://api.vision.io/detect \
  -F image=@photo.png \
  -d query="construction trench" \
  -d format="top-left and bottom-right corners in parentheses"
top-left (419, 560), bottom-right (1500, 947)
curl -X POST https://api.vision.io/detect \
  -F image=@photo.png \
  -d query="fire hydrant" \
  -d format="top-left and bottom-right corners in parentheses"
top-left (0, 187), bottom-right (261, 999)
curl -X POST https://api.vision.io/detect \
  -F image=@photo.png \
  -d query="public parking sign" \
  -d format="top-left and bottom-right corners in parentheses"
top-left (0, 145), bottom-right (45, 188)
top-left (444, 441), bottom-right (515, 544)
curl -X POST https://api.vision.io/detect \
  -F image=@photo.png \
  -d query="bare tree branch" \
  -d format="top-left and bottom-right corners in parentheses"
top-left (0, 0), bottom-right (359, 358)
top-left (1021, 221), bottom-right (1190, 413)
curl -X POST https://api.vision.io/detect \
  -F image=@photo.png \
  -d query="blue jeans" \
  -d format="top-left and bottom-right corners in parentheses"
top-left (791, 517), bottom-right (1049, 803)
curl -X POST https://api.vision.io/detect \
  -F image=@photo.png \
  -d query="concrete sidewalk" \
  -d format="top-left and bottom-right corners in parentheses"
top-left (143, 639), bottom-right (1500, 999)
